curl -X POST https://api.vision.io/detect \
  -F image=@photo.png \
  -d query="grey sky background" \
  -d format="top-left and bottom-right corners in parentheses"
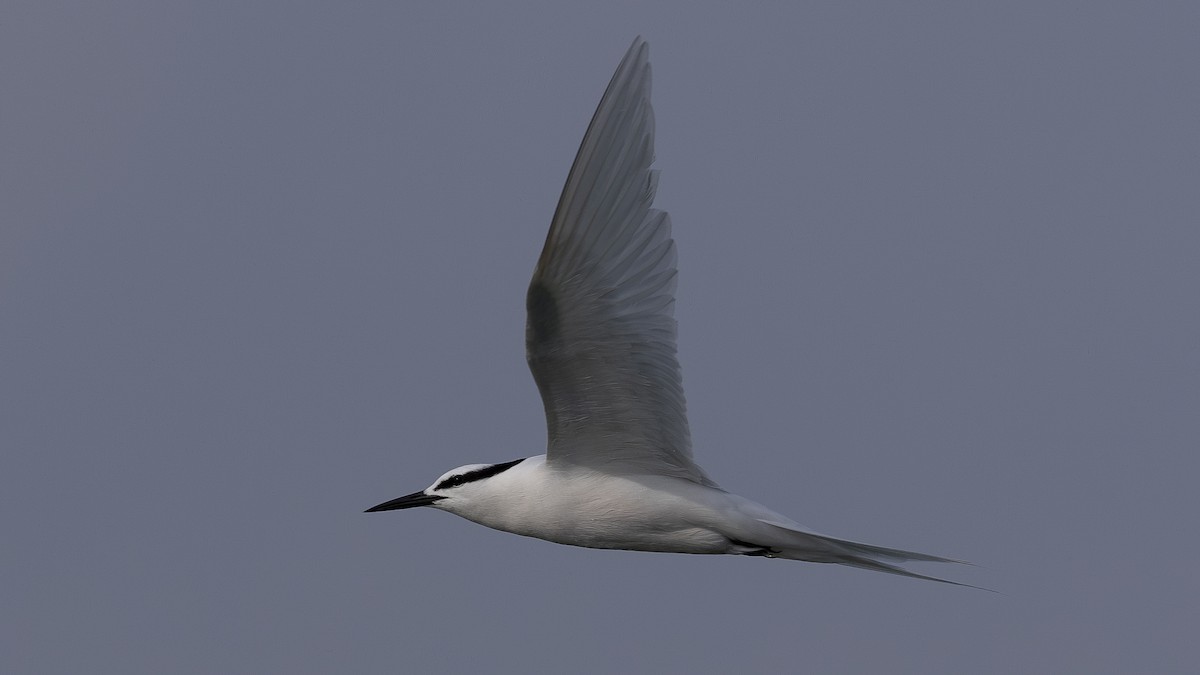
top-left (3, 2), bottom-right (1198, 673)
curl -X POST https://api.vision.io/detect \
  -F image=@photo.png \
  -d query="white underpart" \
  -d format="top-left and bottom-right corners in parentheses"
top-left (386, 38), bottom-right (976, 588)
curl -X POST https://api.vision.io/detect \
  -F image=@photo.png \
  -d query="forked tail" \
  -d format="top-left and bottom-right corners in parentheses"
top-left (754, 519), bottom-right (991, 590)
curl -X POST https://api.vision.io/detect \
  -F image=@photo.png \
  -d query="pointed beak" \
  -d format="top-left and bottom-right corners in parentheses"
top-left (364, 490), bottom-right (444, 513)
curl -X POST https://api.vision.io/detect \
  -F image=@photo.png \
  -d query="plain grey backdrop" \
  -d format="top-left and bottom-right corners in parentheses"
top-left (4, 2), bottom-right (1197, 673)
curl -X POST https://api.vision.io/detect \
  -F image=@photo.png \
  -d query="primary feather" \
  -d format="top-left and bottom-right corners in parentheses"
top-left (526, 37), bottom-right (715, 487)
top-left (369, 38), bottom-right (980, 590)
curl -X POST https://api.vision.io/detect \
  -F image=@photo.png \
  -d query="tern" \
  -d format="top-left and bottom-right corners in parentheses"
top-left (367, 38), bottom-right (972, 586)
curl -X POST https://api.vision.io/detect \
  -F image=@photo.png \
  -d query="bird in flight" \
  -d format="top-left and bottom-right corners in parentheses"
top-left (367, 37), bottom-right (972, 586)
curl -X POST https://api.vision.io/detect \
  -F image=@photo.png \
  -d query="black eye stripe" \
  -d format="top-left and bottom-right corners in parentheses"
top-left (435, 458), bottom-right (525, 491)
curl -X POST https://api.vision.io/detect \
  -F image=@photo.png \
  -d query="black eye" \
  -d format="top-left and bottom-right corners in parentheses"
top-left (435, 475), bottom-right (466, 490)
top-left (433, 459), bottom-right (525, 491)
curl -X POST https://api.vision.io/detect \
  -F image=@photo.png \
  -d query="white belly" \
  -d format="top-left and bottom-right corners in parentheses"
top-left (451, 460), bottom-right (735, 554)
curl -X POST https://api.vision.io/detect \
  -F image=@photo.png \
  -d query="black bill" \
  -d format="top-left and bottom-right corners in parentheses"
top-left (364, 491), bottom-right (444, 513)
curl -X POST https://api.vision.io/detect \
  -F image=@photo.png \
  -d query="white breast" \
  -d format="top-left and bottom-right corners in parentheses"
top-left (445, 455), bottom-right (734, 554)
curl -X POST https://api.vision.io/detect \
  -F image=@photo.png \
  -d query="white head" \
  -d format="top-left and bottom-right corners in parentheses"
top-left (364, 458), bottom-right (526, 514)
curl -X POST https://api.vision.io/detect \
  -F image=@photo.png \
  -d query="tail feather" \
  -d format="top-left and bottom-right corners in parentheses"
top-left (820, 535), bottom-right (969, 565)
top-left (751, 518), bottom-right (989, 590)
top-left (825, 555), bottom-right (992, 590)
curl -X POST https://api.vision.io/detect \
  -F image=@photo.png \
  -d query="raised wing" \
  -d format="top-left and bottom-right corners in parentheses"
top-left (525, 38), bottom-right (717, 487)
